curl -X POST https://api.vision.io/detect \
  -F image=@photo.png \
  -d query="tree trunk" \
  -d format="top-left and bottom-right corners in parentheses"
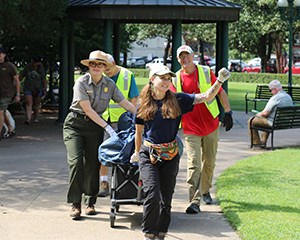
top-left (273, 32), bottom-right (284, 74)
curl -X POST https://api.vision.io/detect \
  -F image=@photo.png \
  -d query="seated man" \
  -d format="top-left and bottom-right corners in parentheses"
top-left (248, 79), bottom-right (293, 149)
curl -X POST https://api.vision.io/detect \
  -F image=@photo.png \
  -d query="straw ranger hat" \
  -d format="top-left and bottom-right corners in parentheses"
top-left (80, 50), bottom-right (108, 66)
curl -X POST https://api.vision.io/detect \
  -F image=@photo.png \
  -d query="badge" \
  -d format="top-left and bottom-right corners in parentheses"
top-left (104, 87), bottom-right (108, 93)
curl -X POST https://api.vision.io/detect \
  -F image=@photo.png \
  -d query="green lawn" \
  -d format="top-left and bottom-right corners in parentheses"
top-left (227, 82), bottom-right (266, 112)
top-left (216, 149), bottom-right (300, 240)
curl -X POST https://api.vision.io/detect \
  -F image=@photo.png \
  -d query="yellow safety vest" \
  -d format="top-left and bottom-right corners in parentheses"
top-left (175, 65), bottom-right (219, 118)
top-left (102, 67), bottom-right (132, 122)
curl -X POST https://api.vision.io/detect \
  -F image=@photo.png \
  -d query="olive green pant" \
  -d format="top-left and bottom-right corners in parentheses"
top-left (184, 128), bottom-right (219, 205)
top-left (63, 112), bottom-right (104, 205)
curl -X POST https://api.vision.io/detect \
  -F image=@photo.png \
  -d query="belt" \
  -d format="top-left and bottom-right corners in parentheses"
top-left (70, 110), bottom-right (90, 121)
top-left (143, 140), bottom-right (153, 148)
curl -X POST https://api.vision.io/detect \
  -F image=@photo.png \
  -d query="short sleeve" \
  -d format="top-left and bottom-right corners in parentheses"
top-left (129, 75), bottom-right (139, 99)
top-left (176, 92), bottom-right (195, 115)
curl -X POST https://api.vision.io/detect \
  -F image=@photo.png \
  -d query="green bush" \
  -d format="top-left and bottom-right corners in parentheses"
top-left (230, 72), bottom-right (300, 85)
top-left (130, 68), bottom-right (150, 78)
top-left (131, 68), bottom-right (300, 86)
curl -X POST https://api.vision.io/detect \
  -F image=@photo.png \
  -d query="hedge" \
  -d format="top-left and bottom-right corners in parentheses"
top-left (229, 72), bottom-right (300, 85)
top-left (131, 68), bottom-right (300, 85)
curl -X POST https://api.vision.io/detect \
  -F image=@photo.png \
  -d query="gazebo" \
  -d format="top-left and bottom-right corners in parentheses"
top-left (58, 0), bottom-right (241, 121)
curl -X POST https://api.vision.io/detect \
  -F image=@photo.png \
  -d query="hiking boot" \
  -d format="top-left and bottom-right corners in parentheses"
top-left (85, 204), bottom-right (96, 215)
top-left (185, 203), bottom-right (200, 214)
top-left (202, 192), bottom-right (213, 205)
top-left (144, 233), bottom-right (156, 240)
top-left (70, 203), bottom-right (81, 219)
top-left (98, 181), bottom-right (109, 197)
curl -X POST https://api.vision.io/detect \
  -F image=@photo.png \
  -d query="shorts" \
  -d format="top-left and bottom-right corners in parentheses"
top-left (0, 97), bottom-right (12, 111)
top-left (24, 89), bottom-right (43, 97)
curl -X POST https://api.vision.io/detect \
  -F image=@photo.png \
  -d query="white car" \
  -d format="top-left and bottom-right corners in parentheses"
top-left (248, 57), bottom-right (261, 66)
top-left (126, 57), bottom-right (146, 68)
top-left (145, 58), bottom-right (172, 69)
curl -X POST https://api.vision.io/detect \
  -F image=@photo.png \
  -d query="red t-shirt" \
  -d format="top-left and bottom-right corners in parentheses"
top-left (179, 68), bottom-right (223, 136)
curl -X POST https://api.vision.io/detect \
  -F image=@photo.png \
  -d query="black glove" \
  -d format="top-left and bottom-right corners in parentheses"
top-left (222, 111), bottom-right (233, 132)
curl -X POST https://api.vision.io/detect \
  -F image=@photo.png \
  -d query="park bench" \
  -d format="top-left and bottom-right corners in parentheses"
top-left (249, 106), bottom-right (300, 150)
top-left (245, 85), bottom-right (300, 114)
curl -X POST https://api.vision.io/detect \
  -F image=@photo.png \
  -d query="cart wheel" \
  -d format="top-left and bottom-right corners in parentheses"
top-left (110, 206), bottom-right (116, 228)
top-left (110, 213), bottom-right (116, 228)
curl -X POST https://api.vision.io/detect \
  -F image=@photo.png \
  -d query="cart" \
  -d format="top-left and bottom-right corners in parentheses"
top-left (109, 163), bottom-right (143, 227)
top-left (98, 112), bottom-right (144, 227)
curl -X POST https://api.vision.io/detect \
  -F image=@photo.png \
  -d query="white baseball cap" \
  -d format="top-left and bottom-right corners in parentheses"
top-left (149, 65), bottom-right (176, 79)
top-left (176, 45), bottom-right (194, 57)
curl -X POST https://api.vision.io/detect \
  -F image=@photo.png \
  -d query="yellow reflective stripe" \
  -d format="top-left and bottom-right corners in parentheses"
top-left (202, 66), bottom-right (211, 84)
top-left (108, 103), bottom-right (120, 108)
top-left (123, 70), bottom-right (129, 91)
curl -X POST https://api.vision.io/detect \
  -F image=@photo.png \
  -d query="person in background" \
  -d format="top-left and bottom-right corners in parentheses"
top-left (19, 57), bottom-right (47, 124)
top-left (174, 45), bottom-right (233, 214)
top-left (130, 65), bottom-right (230, 240)
top-left (0, 47), bottom-right (20, 140)
top-left (2, 110), bottom-right (16, 138)
top-left (63, 50), bottom-right (136, 219)
top-left (248, 79), bottom-right (293, 149)
top-left (98, 53), bottom-right (139, 197)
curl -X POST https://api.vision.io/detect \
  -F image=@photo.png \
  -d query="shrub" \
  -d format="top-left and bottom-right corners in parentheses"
top-left (230, 72), bottom-right (300, 85)
top-left (131, 68), bottom-right (300, 86)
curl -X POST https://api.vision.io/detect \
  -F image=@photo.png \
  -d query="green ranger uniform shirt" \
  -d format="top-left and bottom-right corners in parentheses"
top-left (69, 73), bottom-right (125, 115)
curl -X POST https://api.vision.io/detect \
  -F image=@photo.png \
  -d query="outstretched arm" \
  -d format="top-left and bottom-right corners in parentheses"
top-left (193, 67), bottom-right (230, 104)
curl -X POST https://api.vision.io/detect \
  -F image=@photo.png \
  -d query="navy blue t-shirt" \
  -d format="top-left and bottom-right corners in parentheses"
top-left (135, 92), bottom-right (195, 144)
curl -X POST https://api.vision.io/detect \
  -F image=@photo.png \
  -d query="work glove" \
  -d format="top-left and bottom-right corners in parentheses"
top-left (130, 151), bottom-right (140, 163)
top-left (217, 68), bottom-right (231, 83)
top-left (104, 124), bottom-right (117, 138)
top-left (222, 111), bottom-right (233, 132)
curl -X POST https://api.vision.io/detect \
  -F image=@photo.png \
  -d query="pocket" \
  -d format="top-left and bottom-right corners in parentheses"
top-left (99, 94), bottom-right (110, 109)
top-left (86, 90), bottom-right (95, 103)
top-left (155, 147), bottom-right (179, 161)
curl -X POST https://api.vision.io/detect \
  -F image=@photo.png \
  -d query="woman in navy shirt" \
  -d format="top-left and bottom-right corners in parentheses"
top-left (130, 65), bottom-right (230, 240)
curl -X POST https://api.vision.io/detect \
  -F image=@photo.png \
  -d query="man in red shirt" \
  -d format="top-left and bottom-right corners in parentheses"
top-left (174, 45), bottom-right (233, 214)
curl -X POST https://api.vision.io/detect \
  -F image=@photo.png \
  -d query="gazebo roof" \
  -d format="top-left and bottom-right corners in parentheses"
top-left (67, 0), bottom-right (241, 23)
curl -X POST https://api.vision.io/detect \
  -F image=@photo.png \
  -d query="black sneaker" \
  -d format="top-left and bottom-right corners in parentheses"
top-left (185, 203), bottom-right (200, 214)
top-left (202, 192), bottom-right (213, 204)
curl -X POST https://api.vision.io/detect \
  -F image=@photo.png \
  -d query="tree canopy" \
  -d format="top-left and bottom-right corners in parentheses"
top-left (0, 0), bottom-right (296, 73)
top-left (0, 0), bottom-right (66, 66)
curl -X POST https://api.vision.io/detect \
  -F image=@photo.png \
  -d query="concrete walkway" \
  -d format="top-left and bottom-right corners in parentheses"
top-left (1, 111), bottom-right (299, 240)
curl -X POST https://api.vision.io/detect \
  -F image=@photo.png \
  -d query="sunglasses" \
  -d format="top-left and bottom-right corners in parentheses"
top-left (89, 62), bottom-right (106, 68)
